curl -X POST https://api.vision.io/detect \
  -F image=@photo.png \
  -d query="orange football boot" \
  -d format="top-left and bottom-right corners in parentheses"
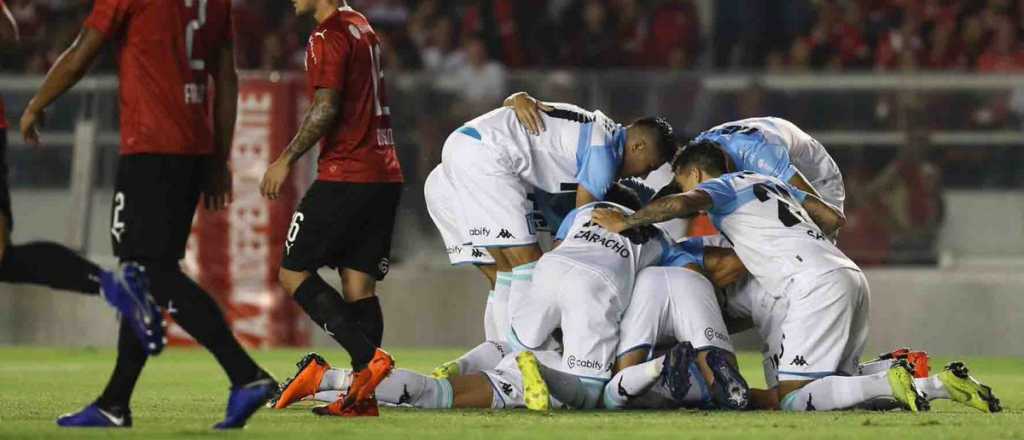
top-left (878, 348), bottom-right (931, 379)
top-left (312, 396), bottom-right (380, 417)
top-left (272, 352), bottom-right (331, 409)
top-left (342, 349), bottom-right (396, 409)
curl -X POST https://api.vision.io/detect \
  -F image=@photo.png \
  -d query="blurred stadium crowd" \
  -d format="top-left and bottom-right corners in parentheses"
top-left (1, 0), bottom-right (1023, 266)
top-left (4, 0), bottom-right (1024, 74)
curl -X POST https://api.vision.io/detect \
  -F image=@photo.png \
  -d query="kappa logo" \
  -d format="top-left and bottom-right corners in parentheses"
top-left (398, 385), bottom-right (412, 405)
top-left (500, 381), bottom-right (514, 397)
top-left (472, 248), bottom-right (485, 258)
top-left (496, 229), bottom-right (515, 239)
top-left (790, 355), bottom-right (807, 367)
top-left (805, 393), bottom-right (816, 411)
top-left (470, 227), bottom-right (491, 237)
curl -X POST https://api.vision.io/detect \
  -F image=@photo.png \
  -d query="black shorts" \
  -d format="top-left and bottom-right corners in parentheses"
top-left (281, 181), bottom-right (401, 280)
top-left (111, 154), bottom-right (204, 262)
top-left (0, 129), bottom-right (12, 230)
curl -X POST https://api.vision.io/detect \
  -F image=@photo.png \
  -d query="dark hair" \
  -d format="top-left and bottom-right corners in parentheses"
top-left (604, 182), bottom-right (644, 211)
top-left (632, 117), bottom-right (676, 163)
top-left (671, 139), bottom-right (728, 176)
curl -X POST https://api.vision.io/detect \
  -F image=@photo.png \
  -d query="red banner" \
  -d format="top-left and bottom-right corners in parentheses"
top-left (175, 74), bottom-right (309, 347)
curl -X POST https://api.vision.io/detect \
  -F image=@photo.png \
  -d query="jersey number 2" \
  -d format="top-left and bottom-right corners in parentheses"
top-left (185, 0), bottom-right (208, 70)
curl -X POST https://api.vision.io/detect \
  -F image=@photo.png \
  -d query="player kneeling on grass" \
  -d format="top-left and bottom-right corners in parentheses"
top-left (591, 140), bottom-right (1001, 413)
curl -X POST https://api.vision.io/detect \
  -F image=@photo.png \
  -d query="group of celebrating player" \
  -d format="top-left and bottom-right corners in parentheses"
top-left (269, 92), bottom-right (1002, 416)
top-left (0, 0), bottom-right (1003, 430)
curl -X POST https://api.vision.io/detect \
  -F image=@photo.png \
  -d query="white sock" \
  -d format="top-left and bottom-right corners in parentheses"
top-left (604, 356), bottom-right (664, 409)
top-left (375, 369), bottom-right (454, 408)
top-left (483, 290), bottom-right (498, 341)
top-left (456, 341), bottom-right (509, 374)
top-left (915, 375), bottom-right (950, 401)
top-left (780, 371), bottom-right (892, 411)
top-left (493, 273), bottom-right (513, 341)
top-left (319, 368), bottom-right (351, 391)
top-left (311, 390), bottom-right (341, 402)
top-left (507, 263), bottom-right (535, 342)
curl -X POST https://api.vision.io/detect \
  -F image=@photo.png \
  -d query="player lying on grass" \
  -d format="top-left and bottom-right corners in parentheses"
top-left (592, 140), bottom-right (1001, 413)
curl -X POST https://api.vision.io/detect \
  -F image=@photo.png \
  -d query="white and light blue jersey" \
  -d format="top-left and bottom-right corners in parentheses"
top-left (696, 172), bottom-right (859, 297)
top-left (552, 202), bottom-right (672, 296)
top-left (465, 103), bottom-right (624, 200)
top-left (695, 117), bottom-right (845, 210)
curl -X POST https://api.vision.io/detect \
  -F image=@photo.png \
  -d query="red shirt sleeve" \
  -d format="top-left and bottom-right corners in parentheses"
top-left (84, 0), bottom-right (133, 38)
top-left (221, 0), bottom-right (234, 42)
top-left (310, 30), bottom-right (350, 90)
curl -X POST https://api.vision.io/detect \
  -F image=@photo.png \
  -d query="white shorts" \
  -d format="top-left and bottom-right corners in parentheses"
top-left (618, 267), bottom-right (734, 357)
top-left (734, 269), bottom-right (870, 387)
top-left (509, 256), bottom-right (626, 380)
top-left (424, 165), bottom-right (495, 265)
top-left (482, 351), bottom-right (565, 409)
top-left (440, 129), bottom-right (537, 248)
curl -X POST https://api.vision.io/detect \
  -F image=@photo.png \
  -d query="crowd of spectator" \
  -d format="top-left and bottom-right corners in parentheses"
top-left (4, 1), bottom-right (1024, 74)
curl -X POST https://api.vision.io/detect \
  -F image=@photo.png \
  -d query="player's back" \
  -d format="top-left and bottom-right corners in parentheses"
top-left (309, 8), bottom-right (402, 182)
top-left (85, 0), bottom-right (232, 155)
top-left (550, 202), bottom-right (669, 295)
top-left (698, 117), bottom-right (842, 194)
top-left (465, 103), bottom-right (620, 193)
top-left (699, 172), bottom-right (858, 297)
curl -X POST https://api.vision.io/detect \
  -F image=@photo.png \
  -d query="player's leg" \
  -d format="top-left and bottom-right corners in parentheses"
top-left (775, 269), bottom-right (926, 412)
top-left (0, 129), bottom-right (104, 295)
top-left (506, 256), bottom-right (564, 354)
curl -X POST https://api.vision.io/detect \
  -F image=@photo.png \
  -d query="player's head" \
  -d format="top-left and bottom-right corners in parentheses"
top-left (621, 117), bottom-right (675, 179)
top-left (604, 182), bottom-right (645, 211)
top-left (671, 139), bottom-right (728, 192)
top-left (292, 0), bottom-right (339, 15)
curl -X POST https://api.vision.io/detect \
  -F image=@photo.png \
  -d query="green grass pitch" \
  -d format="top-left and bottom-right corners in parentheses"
top-left (0, 347), bottom-right (1021, 439)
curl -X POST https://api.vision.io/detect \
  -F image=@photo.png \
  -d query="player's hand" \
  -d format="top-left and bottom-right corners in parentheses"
top-left (591, 208), bottom-right (629, 233)
top-left (507, 92), bottom-right (553, 136)
top-left (260, 159), bottom-right (291, 201)
top-left (19, 107), bottom-right (44, 147)
top-left (201, 161), bottom-right (233, 211)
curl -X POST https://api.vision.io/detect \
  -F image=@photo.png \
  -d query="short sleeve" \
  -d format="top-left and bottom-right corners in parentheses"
top-left (747, 142), bottom-right (794, 180)
top-left (555, 208), bottom-right (582, 241)
top-left (310, 30), bottom-right (350, 90)
top-left (575, 127), bottom-right (624, 200)
top-left (695, 176), bottom-right (738, 216)
top-left (84, 0), bottom-right (133, 38)
top-left (661, 238), bottom-right (706, 268)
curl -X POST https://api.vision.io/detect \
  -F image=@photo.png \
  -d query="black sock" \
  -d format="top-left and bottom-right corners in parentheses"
top-left (96, 320), bottom-right (147, 412)
top-left (351, 296), bottom-right (383, 347)
top-left (294, 274), bottom-right (376, 369)
top-left (0, 241), bottom-right (101, 294)
top-left (145, 264), bottom-right (265, 387)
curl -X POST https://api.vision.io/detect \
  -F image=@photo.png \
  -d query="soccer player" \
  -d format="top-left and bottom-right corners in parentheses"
top-left (603, 249), bottom-right (749, 411)
top-left (20, 0), bottom-right (275, 428)
top-left (259, 0), bottom-right (402, 418)
top-left (592, 141), bottom-right (1001, 412)
top-left (0, 0), bottom-right (163, 361)
top-left (691, 117), bottom-right (844, 213)
top-left (428, 93), bottom-right (673, 374)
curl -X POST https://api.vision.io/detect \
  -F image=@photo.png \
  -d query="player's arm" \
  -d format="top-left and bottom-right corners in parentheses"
top-left (592, 190), bottom-right (713, 233)
top-left (202, 41), bottom-right (238, 211)
top-left (575, 185), bottom-right (597, 207)
top-left (0, 1), bottom-right (18, 43)
top-left (798, 191), bottom-right (846, 237)
top-left (702, 246), bottom-right (747, 289)
top-left (260, 88), bottom-right (341, 200)
top-left (20, 28), bottom-right (105, 145)
top-left (504, 91), bottom-right (553, 135)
